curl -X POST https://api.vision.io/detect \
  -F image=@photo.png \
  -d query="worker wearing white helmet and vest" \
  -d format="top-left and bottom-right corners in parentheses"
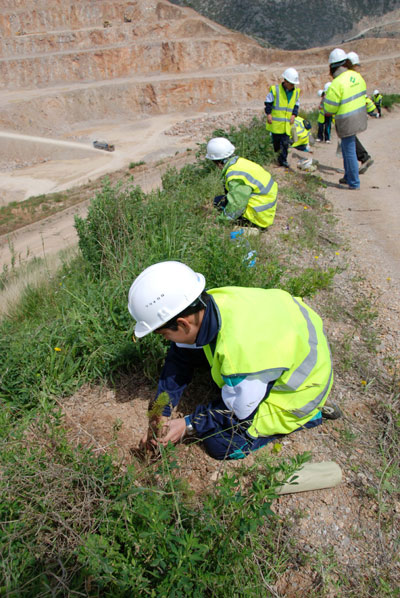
top-left (265, 67), bottom-right (300, 168)
top-left (317, 83), bottom-right (333, 143)
top-left (205, 137), bottom-right (278, 229)
top-left (129, 261), bottom-right (334, 460)
top-left (373, 89), bottom-right (383, 117)
top-left (342, 51), bottom-right (374, 179)
top-left (324, 48), bottom-right (367, 190)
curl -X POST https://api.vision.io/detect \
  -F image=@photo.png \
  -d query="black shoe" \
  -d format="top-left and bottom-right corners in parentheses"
top-left (359, 158), bottom-right (374, 174)
top-left (339, 177), bottom-right (347, 184)
top-left (280, 161), bottom-right (290, 168)
top-left (321, 403), bottom-right (343, 420)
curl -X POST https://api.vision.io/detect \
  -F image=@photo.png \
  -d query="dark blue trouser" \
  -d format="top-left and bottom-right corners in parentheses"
top-left (191, 399), bottom-right (322, 460)
top-left (271, 133), bottom-right (290, 165)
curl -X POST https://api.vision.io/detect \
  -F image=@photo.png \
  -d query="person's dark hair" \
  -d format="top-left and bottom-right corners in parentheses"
top-left (330, 61), bottom-right (347, 77)
top-left (157, 291), bottom-right (210, 331)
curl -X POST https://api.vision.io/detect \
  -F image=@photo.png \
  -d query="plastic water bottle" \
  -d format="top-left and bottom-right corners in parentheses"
top-left (230, 229), bottom-right (257, 267)
top-left (244, 250), bottom-right (257, 268)
top-left (230, 229), bottom-right (245, 241)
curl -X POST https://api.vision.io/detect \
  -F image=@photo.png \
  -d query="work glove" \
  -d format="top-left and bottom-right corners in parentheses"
top-left (213, 195), bottom-right (228, 209)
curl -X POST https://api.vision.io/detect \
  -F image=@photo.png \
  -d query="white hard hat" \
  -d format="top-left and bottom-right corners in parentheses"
top-left (318, 89), bottom-right (323, 97)
top-left (281, 67), bottom-right (299, 85)
top-left (205, 137), bottom-right (235, 160)
top-left (324, 82), bottom-right (331, 92)
top-left (347, 51), bottom-right (360, 66)
top-left (128, 261), bottom-right (206, 338)
top-left (373, 89), bottom-right (379, 95)
top-left (328, 48), bottom-right (347, 65)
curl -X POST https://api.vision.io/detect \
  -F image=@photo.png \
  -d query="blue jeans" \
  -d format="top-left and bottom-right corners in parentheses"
top-left (341, 135), bottom-right (360, 189)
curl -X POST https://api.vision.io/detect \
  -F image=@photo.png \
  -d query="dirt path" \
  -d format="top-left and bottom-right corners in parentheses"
top-left (311, 109), bottom-right (400, 365)
top-left (315, 109), bottom-right (400, 286)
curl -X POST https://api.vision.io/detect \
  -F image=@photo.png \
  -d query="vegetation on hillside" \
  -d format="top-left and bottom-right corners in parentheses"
top-left (170, 0), bottom-right (400, 50)
top-left (0, 116), bottom-right (398, 597)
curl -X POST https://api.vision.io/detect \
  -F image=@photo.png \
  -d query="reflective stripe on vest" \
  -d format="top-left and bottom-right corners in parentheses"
top-left (226, 169), bottom-right (275, 197)
top-left (335, 104), bottom-right (367, 120)
top-left (272, 84), bottom-right (299, 113)
top-left (291, 367), bottom-right (333, 417)
top-left (273, 297), bottom-right (318, 391)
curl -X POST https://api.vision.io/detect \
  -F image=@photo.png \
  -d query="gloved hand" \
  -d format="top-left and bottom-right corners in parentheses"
top-left (213, 195), bottom-right (228, 209)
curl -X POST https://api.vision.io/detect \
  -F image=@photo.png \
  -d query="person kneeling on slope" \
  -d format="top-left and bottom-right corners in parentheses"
top-left (129, 261), bottom-right (334, 461)
top-left (206, 137), bottom-right (278, 229)
top-left (290, 116), bottom-right (312, 152)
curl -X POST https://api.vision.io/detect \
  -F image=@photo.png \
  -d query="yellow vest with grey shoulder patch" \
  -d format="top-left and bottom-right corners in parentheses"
top-left (203, 287), bottom-right (333, 438)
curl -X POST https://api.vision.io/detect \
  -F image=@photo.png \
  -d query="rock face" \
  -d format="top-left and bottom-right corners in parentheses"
top-left (0, 0), bottom-right (399, 138)
top-left (169, 0), bottom-right (400, 50)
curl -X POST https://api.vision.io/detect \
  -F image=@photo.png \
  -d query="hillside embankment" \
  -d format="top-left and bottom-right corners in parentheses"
top-left (0, 1), bottom-right (399, 594)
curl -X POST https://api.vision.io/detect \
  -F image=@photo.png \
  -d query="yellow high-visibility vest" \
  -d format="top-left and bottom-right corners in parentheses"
top-left (291, 116), bottom-right (310, 147)
top-left (323, 70), bottom-right (367, 136)
top-left (266, 83), bottom-right (300, 136)
top-left (366, 97), bottom-right (376, 114)
top-left (203, 287), bottom-right (333, 437)
top-left (225, 157), bottom-right (278, 228)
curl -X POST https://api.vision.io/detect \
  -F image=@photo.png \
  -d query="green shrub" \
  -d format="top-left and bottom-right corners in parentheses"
top-left (196, 116), bottom-right (275, 169)
top-left (382, 93), bottom-right (400, 109)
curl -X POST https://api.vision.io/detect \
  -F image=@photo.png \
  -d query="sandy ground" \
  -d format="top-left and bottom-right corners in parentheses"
top-left (313, 110), bottom-right (400, 370)
top-left (316, 110), bottom-right (400, 286)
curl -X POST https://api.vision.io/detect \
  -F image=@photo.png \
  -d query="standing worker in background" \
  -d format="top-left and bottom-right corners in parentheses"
top-left (345, 51), bottom-right (374, 176)
top-left (324, 48), bottom-right (367, 190)
top-left (316, 83), bottom-right (332, 143)
top-left (129, 261), bottom-right (334, 461)
top-left (265, 68), bottom-right (300, 168)
top-left (373, 89), bottom-right (383, 118)
top-left (206, 137), bottom-right (278, 229)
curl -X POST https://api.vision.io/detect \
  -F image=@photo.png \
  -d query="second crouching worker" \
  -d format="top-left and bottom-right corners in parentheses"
top-left (206, 137), bottom-right (278, 229)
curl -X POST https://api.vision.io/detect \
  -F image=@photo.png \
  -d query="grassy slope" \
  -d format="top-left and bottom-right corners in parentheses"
top-left (0, 117), bottom-right (398, 597)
